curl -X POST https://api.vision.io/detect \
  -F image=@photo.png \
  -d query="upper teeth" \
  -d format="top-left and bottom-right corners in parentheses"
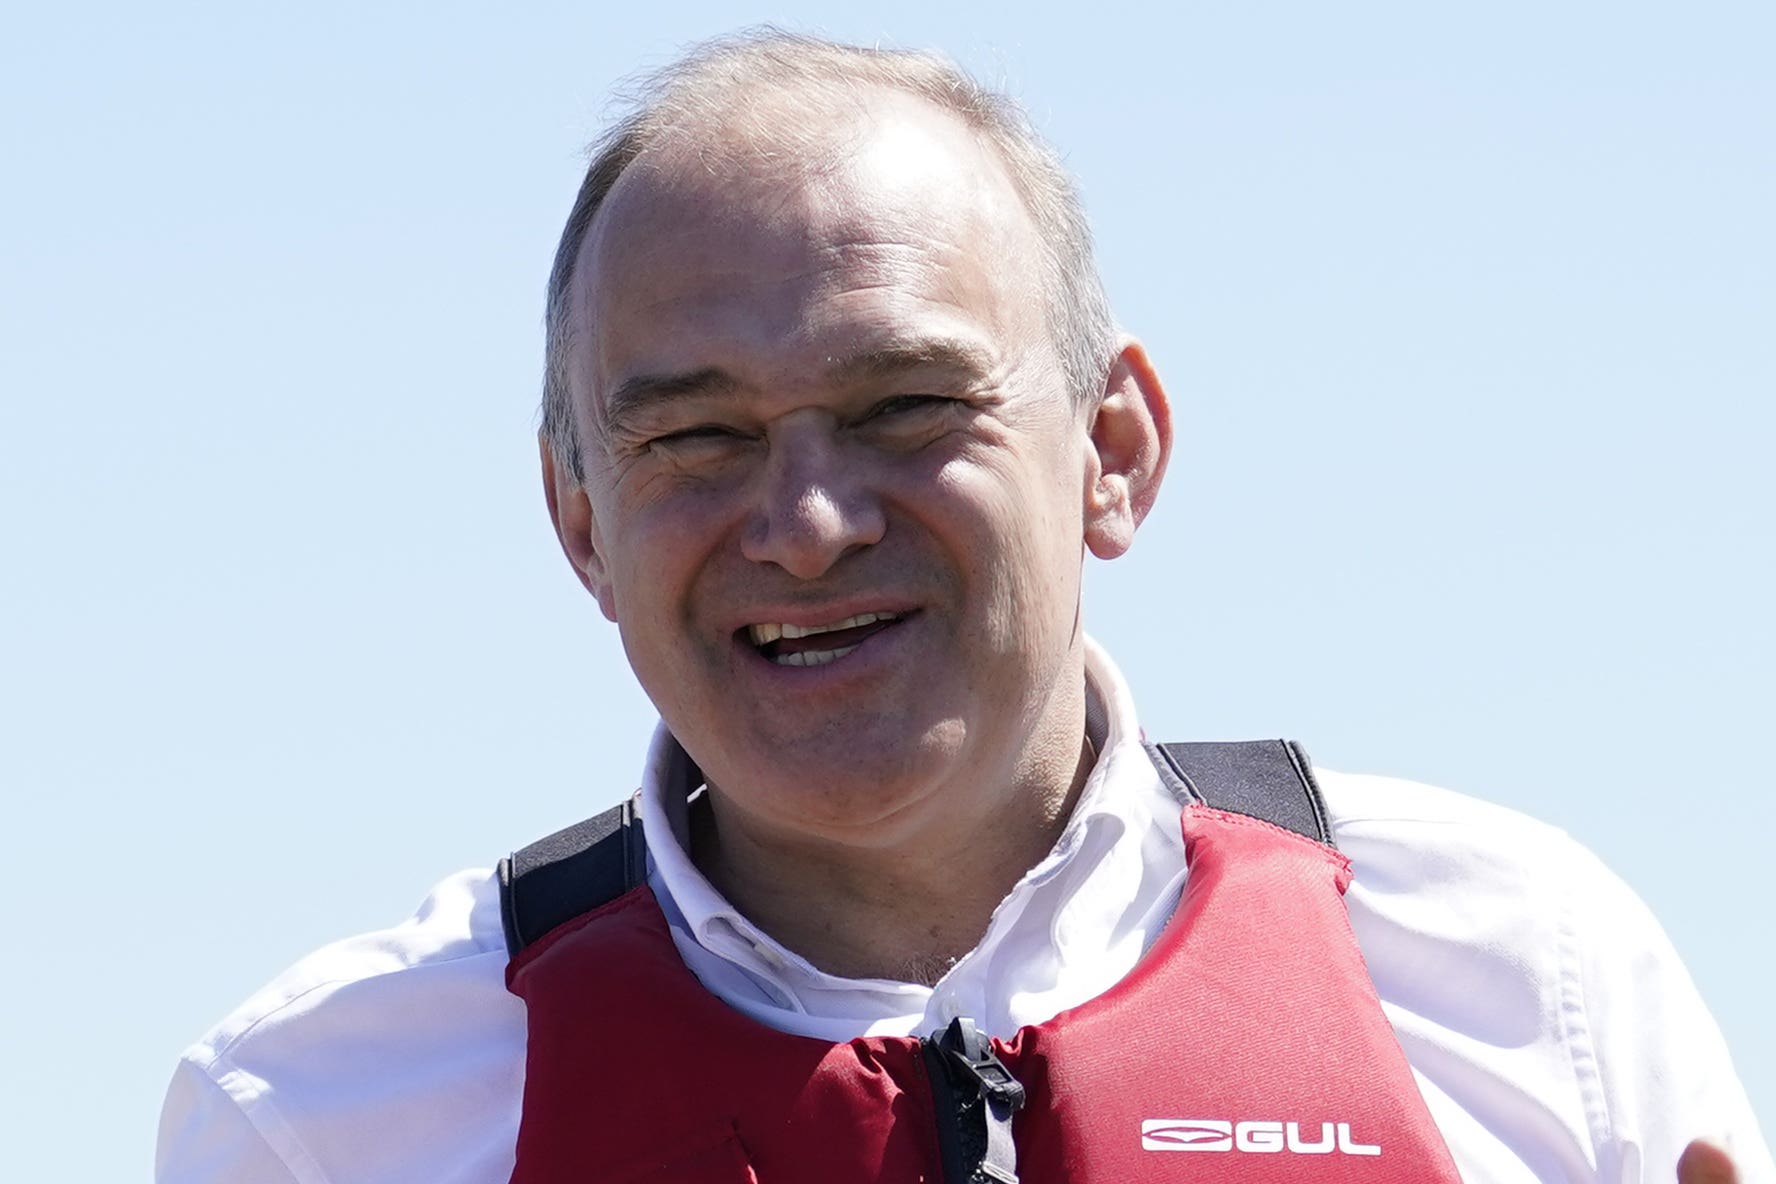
top-left (748, 611), bottom-right (899, 647)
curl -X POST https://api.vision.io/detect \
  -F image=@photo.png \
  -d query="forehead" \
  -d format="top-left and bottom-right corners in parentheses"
top-left (567, 90), bottom-right (1050, 412)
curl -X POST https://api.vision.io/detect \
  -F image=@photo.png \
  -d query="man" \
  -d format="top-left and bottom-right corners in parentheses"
top-left (157, 30), bottom-right (1768, 1184)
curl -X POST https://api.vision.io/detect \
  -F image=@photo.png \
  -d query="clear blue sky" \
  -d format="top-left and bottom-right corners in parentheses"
top-left (2, 2), bottom-right (1770, 1178)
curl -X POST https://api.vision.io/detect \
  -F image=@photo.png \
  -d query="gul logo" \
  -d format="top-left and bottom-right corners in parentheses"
top-left (1140, 1119), bottom-right (1381, 1156)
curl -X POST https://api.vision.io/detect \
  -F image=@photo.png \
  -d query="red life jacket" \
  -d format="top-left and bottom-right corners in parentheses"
top-left (505, 801), bottom-right (1462, 1183)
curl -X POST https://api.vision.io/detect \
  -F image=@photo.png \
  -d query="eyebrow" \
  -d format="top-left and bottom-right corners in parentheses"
top-left (602, 367), bottom-right (740, 432)
top-left (826, 339), bottom-right (997, 385)
top-left (600, 338), bottom-right (996, 430)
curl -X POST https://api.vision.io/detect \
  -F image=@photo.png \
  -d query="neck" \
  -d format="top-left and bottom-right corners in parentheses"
top-left (690, 715), bottom-right (1098, 985)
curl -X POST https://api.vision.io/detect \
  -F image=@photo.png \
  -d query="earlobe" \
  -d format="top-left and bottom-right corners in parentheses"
top-left (540, 434), bottom-right (619, 622)
top-left (1083, 337), bottom-right (1172, 561)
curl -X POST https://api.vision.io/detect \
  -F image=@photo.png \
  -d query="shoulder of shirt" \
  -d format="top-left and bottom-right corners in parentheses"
top-left (179, 866), bottom-right (511, 1073)
top-left (1310, 768), bottom-right (1775, 1180)
top-left (1310, 765), bottom-right (1653, 1076)
top-left (161, 868), bottom-right (522, 1183)
top-left (1310, 764), bottom-right (1640, 964)
top-left (1314, 764), bottom-right (1567, 837)
top-left (1312, 764), bottom-right (1597, 876)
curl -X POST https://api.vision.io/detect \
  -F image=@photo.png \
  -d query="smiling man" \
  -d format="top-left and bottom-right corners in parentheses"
top-left (158, 30), bottom-right (1769, 1184)
top-left (541, 80), bottom-right (1150, 991)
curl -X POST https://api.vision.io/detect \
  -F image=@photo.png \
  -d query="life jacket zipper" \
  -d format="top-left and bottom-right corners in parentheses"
top-left (920, 1017), bottom-right (1026, 1184)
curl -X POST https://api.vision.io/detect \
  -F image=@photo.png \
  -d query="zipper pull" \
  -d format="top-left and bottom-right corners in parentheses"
top-left (929, 1017), bottom-right (1025, 1184)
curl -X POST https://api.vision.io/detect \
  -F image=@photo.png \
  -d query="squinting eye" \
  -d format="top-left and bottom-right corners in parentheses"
top-left (654, 425), bottom-right (741, 447)
top-left (867, 395), bottom-right (953, 420)
top-left (644, 425), bottom-right (755, 461)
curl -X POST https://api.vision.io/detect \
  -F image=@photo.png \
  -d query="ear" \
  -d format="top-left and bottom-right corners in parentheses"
top-left (540, 434), bottom-right (619, 622)
top-left (1082, 337), bottom-right (1173, 560)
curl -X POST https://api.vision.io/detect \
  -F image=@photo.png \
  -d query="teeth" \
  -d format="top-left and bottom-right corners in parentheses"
top-left (747, 611), bottom-right (899, 648)
top-left (772, 644), bottom-right (861, 667)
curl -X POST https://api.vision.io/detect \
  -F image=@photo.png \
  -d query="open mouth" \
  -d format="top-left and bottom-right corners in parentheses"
top-left (743, 611), bottom-right (907, 667)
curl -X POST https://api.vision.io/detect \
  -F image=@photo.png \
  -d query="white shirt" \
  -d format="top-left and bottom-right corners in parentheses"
top-left (157, 642), bottom-right (1774, 1184)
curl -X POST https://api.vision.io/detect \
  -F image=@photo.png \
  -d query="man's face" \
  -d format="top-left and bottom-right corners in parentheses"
top-left (558, 93), bottom-right (1128, 846)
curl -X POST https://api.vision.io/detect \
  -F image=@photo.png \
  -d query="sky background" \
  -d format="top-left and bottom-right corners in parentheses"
top-left (2, 1), bottom-right (1771, 1178)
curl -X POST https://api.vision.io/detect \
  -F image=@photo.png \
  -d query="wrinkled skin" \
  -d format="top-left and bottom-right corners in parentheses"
top-left (543, 89), bottom-right (1170, 975)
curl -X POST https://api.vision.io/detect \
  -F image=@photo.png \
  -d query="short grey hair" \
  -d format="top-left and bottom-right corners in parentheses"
top-left (541, 28), bottom-right (1117, 482)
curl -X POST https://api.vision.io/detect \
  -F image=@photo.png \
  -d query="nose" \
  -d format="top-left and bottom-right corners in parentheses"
top-left (740, 420), bottom-right (886, 580)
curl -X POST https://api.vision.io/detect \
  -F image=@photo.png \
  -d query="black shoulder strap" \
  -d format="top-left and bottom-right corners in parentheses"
top-left (499, 739), bottom-right (1332, 958)
top-left (498, 795), bottom-right (646, 958)
top-left (1144, 739), bottom-right (1333, 847)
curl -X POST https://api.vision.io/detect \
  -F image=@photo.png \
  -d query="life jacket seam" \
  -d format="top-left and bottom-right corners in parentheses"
top-left (1186, 803), bottom-right (1353, 877)
top-left (508, 884), bottom-right (656, 974)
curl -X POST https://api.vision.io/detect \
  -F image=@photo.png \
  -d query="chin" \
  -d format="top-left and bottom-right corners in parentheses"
top-left (719, 732), bottom-right (962, 834)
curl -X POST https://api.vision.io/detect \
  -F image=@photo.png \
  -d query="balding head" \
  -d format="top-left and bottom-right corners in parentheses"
top-left (567, 86), bottom-right (1060, 461)
top-left (541, 29), bottom-right (1116, 482)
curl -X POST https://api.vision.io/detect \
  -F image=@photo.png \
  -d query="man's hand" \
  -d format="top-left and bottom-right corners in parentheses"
top-left (1678, 1139), bottom-right (1739, 1184)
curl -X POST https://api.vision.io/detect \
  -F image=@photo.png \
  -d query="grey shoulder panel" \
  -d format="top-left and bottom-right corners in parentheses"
top-left (1145, 739), bottom-right (1333, 847)
top-left (498, 795), bottom-right (646, 958)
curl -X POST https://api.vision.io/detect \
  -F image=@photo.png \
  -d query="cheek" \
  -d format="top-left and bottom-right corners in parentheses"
top-left (603, 486), bottom-right (739, 649)
top-left (927, 457), bottom-right (1081, 643)
top-left (609, 477), bottom-right (732, 577)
